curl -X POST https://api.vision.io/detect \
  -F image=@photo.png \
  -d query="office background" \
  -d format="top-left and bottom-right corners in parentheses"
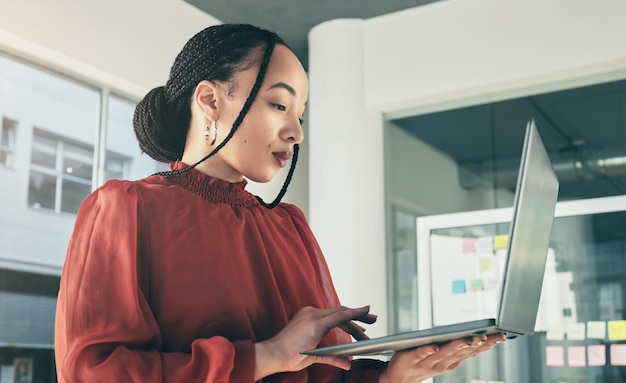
top-left (1, 0), bottom-right (625, 381)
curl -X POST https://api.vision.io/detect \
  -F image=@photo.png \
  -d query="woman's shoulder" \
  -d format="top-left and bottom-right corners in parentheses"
top-left (275, 202), bottom-right (309, 223)
top-left (82, 175), bottom-right (170, 206)
top-left (98, 174), bottom-right (172, 193)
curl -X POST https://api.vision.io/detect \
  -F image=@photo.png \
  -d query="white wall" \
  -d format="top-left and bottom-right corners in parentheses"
top-left (364, 0), bottom-right (626, 117)
top-left (0, 0), bottom-right (220, 98)
top-left (308, 19), bottom-right (389, 337)
top-left (308, 0), bottom-right (626, 338)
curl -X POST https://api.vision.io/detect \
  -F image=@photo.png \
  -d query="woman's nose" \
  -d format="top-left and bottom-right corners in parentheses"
top-left (284, 118), bottom-right (304, 144)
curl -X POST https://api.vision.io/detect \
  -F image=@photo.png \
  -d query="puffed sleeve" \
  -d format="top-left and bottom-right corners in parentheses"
top-left (54, 181), bottom-right (255, 382)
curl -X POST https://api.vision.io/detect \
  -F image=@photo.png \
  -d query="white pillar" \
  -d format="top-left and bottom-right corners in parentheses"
top-left (308, 19), bottom-right (387, 337)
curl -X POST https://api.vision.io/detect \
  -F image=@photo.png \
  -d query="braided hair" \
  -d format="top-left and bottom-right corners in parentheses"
top-left (133, 24), bottom-right (299, 209)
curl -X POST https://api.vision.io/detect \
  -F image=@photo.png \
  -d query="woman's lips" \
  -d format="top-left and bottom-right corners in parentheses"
top-left (273, 151), bottom-right (292, 168)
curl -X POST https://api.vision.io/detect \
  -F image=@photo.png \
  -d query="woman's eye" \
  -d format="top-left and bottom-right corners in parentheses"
top-left (298, 118), bottom-right (304, 125)
top-left (272, 103), bottom-right (286, 111)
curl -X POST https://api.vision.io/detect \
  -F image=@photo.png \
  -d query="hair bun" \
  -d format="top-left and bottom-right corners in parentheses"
top-left (133, 86), bottom-right (186, 163)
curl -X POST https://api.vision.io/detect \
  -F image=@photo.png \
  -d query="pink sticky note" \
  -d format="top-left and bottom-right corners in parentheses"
top-left (610, 344), bottom-right (626, 366)
top-left (588, 345), bottom-right (606, 366)
top-left (462, 238), bottom-right (476, 253)
top-left (546, 346), bottom-right (564, 366)
top-left (568, 346), bottom-right (586, 367)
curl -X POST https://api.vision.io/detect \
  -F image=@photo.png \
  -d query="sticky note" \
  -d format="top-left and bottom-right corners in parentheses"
top-left (479, 257), bottom-right (494, 273)
top-left (462, 238), bottom-right (476, 253)
top-left (482, 277), bottom-right (498, 291)
top-left (568, 346), bottom-right (586, 367)
top-left (607, 320), bottom-right (626, 340)
top-left (566, 323), bottom-right (586, 340)
top-left (587, 345), bottom-right (606, 366)
top-left (452, 280), bottom-right (466, 294)
top-left (610, 344), bottom-right (626, 366)
top-left (546, 325), bottom-right (565, 341)
top-left (476, 236), bottom-right (493, 254)
top-left (493, 235), bottom-right (508, 250)
top-left (546, 346), bottom-right (564, 366)
top-left (587, 321), bottom-right (606, 339)
top-left (469, 279), bottom-right (484, 291)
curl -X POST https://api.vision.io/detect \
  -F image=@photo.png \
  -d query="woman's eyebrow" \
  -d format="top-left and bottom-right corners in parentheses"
top-left (267, 82), bottom-right (296, 97)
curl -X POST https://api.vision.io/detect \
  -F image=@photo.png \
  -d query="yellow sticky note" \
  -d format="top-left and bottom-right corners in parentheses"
top-left (479, 257), bottom-right (493, 273)
top-left (493, 235), bottom-right (508, 250)
top-left (608, 320), bottom-right (626, 341)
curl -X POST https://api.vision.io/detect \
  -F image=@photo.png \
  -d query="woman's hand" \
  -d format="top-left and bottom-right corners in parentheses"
top-left (379, 333), bottom-right (506, 383)
top-left (254, 305), bottom-right (373, 380)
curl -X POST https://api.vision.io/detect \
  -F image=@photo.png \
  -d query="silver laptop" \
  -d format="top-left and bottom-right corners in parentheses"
top-left (303, 118), bottom-right (559, 357)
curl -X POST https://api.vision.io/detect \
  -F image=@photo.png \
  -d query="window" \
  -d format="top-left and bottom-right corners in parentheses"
top-left (1, 49), bottom-right (155, 383)
top-left (104, 151), bottom-right (131, 182)
top-left (1, 117), bottom-right (17, 167)
top-left (28, 129), bottom-right (132, 214)
top-left (28, 129), bottom-right (93, 214)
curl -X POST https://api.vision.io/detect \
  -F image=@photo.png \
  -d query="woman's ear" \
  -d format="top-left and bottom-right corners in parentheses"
top-left (193, 80), bottom-right (220, 120)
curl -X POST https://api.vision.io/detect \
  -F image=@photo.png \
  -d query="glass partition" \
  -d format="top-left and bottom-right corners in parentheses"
top-left (416, 196), bottom-right (626, 383)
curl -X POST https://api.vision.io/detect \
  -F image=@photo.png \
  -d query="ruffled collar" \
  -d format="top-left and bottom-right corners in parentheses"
top-left (163, 161), bottom-right (259, 207)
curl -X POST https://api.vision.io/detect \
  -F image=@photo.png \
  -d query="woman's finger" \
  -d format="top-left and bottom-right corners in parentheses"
top-left (317, 305), bottom-right (371, 332)
top-left (339, 321), bottom-right (370, 341)
top-left (355, 312), bottom-right (378, 324)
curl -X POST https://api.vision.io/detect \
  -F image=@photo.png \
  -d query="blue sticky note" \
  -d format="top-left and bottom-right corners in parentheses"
top-left (452, 279), bottom-right (466, 294)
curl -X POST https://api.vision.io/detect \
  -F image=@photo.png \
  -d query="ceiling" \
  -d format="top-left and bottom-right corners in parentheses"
top-left (391, 79), bottom-right (626, 201)
top-left (182, 0), bottom-right (439, 70)
top-left (183, 1), bottom-right (626, 203)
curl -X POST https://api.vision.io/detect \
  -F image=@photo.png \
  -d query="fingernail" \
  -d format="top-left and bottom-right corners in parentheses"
top-left (429, 345), bottom-right (439, 354)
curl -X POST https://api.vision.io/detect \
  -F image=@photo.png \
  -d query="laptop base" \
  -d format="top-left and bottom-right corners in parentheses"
top-left (303, 319), bottom-right (502, 357)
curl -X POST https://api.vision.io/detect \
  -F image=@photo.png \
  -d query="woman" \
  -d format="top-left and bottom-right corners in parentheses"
top-left (55, 24), bottom-right (504, 382)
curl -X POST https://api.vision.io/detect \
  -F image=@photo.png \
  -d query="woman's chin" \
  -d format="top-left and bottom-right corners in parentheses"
top-left (247, 172), bottom-right (278, 184)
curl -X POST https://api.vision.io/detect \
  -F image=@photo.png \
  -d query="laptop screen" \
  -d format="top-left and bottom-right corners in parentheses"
top-left (497, 119), bottom-right (559, 335)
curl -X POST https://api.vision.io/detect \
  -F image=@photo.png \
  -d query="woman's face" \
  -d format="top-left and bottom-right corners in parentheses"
top-left (208, 44), bottom-right (308, 183)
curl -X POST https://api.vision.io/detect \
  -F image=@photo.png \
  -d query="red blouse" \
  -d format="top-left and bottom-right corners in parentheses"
top-left (55, 163), bottom-right (385, 382)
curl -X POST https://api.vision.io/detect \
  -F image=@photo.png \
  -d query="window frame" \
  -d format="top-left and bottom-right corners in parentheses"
top-left (28, 128), bottom-right (130, 214)
top-left (0, 116), bottom-right (18, 167)
top-left (0, 52), bottom-right (142, 215)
